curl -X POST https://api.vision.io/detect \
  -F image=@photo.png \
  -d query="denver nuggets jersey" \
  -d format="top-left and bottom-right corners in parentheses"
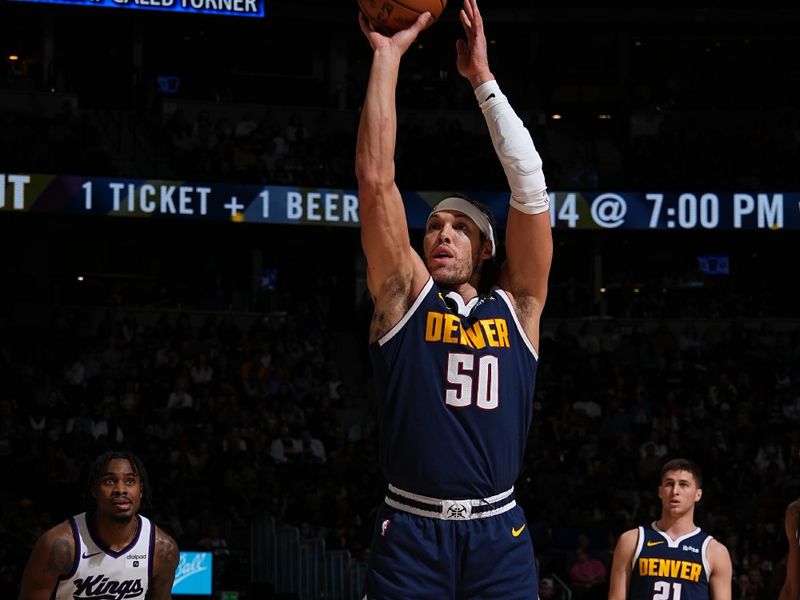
top-left (54, 512), bottom-right (154, 600)
top-left (629, 523), bottom-right (712, 600)
top-left (369, 277), bottom-right (538, 499)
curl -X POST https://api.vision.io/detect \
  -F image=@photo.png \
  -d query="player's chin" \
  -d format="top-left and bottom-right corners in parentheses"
top-left (110, 511), bottom-right (137, 524)
top-left (430, 268), bottom-right (464, 287)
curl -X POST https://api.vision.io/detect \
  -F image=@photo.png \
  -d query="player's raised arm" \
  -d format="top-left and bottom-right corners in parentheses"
top-left (355, 12), bottom-right (431, 340)
top-left (457, 0), bottom-right (552, 347)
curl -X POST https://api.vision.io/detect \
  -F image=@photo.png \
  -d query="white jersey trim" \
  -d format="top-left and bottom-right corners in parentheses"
top-left (631, 526), bottom-right (645, 569)
top-left (443, 291), bottom-right (481, 317)
top-left (377, 277), bottom-right (434, 347)
top-left (384, 496), bottom-right (517, 520)
top-left (494, 288), bottom-right (538, 359)
top-left (651, 521), bottom-right (702, 548)
top-left (388, 483), bottom-right (514, 505)
top-left (701, 535), bottom-right (713, 576)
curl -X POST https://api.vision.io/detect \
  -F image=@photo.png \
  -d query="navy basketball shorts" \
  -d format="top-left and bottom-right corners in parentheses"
top-left (362, 503), bottom-right (538, 599)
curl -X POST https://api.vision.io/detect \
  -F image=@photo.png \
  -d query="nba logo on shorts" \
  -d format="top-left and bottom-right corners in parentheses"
top-left (381, 519), bottom-right (391, 536)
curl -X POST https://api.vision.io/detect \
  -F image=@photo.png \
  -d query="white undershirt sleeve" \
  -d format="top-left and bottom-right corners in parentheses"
top-left (475, 79), bottom-right (550, 215)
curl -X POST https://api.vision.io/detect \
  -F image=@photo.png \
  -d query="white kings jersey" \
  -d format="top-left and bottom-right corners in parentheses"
top-left (54, 512), bottom-right (154, 600)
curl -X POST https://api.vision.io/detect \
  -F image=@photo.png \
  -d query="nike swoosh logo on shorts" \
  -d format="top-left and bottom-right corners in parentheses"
top-left (647, 541), bottom-right (664, 547)
top-left (82, 551), bottom-right (103, 559)
top-left (512, 524), bottom-right (526, 537)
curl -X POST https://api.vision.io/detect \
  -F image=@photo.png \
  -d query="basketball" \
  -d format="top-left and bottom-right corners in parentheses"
top-left (358, 0), bottom-right (448, 33)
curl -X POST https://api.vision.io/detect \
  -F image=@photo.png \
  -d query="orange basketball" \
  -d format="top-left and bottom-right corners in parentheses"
top-left (358, 0), bottom-right (448, 33)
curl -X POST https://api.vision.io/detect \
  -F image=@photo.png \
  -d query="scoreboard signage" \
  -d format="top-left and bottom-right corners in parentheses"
top-left (2, 173), bottom-right (799, 230)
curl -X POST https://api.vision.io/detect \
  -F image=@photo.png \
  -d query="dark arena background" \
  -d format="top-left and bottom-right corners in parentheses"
top-left (2, 0), bottom-right (800, 598)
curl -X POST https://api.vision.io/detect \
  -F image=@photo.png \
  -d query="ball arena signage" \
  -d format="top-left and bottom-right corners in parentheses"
top-left (2, 173), bottom-right (799, 230)
top-left (6, 0), bottom-right (264, 17)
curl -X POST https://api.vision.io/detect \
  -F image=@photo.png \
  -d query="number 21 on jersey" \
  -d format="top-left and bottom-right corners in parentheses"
top-left (654, 581), bottom-right (682, 600)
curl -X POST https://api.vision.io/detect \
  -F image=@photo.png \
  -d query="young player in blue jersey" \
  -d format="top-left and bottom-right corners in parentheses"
top-left (608, 459), bottom-right (732, 600)
top-left (355, 0), bottom-right (552, 597)
top-left (779, 497), bottom-right (800, 600)
top-left (17, 451), bottom-right (178, 600)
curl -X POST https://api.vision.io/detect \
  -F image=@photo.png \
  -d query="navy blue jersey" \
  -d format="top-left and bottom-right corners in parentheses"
top-left (368, 278), bottom-right (538, 499)
top-left (629, 523), bottom-right (712, 600)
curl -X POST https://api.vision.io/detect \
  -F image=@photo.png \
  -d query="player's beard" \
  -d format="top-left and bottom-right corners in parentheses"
top-left (429, 254), bottom-right (483, 289)
top-left (431, 255), bottom-right (475, 288)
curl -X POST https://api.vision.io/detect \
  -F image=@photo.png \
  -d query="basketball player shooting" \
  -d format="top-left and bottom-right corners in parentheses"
top-left (355, 0), bottom-right (552, 597)
top-left (17, 451), bottom-right (178, 600)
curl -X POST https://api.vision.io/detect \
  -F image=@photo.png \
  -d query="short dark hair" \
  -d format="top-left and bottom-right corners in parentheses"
top-left (86, 450), bottom-right (151, 509)
top-left (660, 458), bottom-right (702, 488)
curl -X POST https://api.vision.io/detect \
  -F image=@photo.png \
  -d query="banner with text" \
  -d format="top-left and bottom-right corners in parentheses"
top-left (2, 173), bottom-right (798, 230)
top-left (5, 0), bottom-right (263, 17)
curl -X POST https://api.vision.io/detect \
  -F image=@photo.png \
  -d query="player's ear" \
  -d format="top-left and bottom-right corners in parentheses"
top-left (479, 238), bottom-right (492, 260)
top-left (695, 488), bottom-right (702, 502)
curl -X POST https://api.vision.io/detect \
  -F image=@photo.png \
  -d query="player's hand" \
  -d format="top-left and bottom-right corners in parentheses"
top-left (359, 11), bottom-right (431, 56)
top-left (456, 0), bottom-right (494, 88)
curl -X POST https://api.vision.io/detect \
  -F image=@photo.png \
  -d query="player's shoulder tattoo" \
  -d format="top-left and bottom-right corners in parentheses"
top-left (154, 527), bottom-right (180, 570)
top-left (46, 524), bottom-right (75, 576)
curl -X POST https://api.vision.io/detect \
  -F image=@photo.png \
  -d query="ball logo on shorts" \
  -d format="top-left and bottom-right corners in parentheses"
top-left (446, 503), bottom-right (468, 519)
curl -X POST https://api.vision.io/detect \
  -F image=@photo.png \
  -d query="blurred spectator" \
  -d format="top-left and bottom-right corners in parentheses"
top-left (539, 577), bottom-right (556, 599)
top-left (568, 547), bottom-right (607, 599)
top-left (298, 429), bottom-right (326, 465)
top-left (270, 425), bottom-right (300, 464)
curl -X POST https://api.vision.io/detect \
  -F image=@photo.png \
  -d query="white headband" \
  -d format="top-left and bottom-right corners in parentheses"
top-left (428, 197), bottom-right (497, 257)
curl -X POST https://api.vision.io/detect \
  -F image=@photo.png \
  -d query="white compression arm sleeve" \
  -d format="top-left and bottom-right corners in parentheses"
top-left (475, 80), bottom-right (549, 215)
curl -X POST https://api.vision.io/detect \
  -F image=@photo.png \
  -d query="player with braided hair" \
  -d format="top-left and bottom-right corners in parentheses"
top-left (18, 450), bottom-right (178, 600)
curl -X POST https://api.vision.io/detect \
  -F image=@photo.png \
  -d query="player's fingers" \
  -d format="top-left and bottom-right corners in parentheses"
top-left (459, 8), bottom-right (472, 32)
top-left (358, 11), bottom-right (373, 35)
top-left (469, 0), bottom-right (484, 32)
top-left (408, 11), bottom-right (432, 34)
